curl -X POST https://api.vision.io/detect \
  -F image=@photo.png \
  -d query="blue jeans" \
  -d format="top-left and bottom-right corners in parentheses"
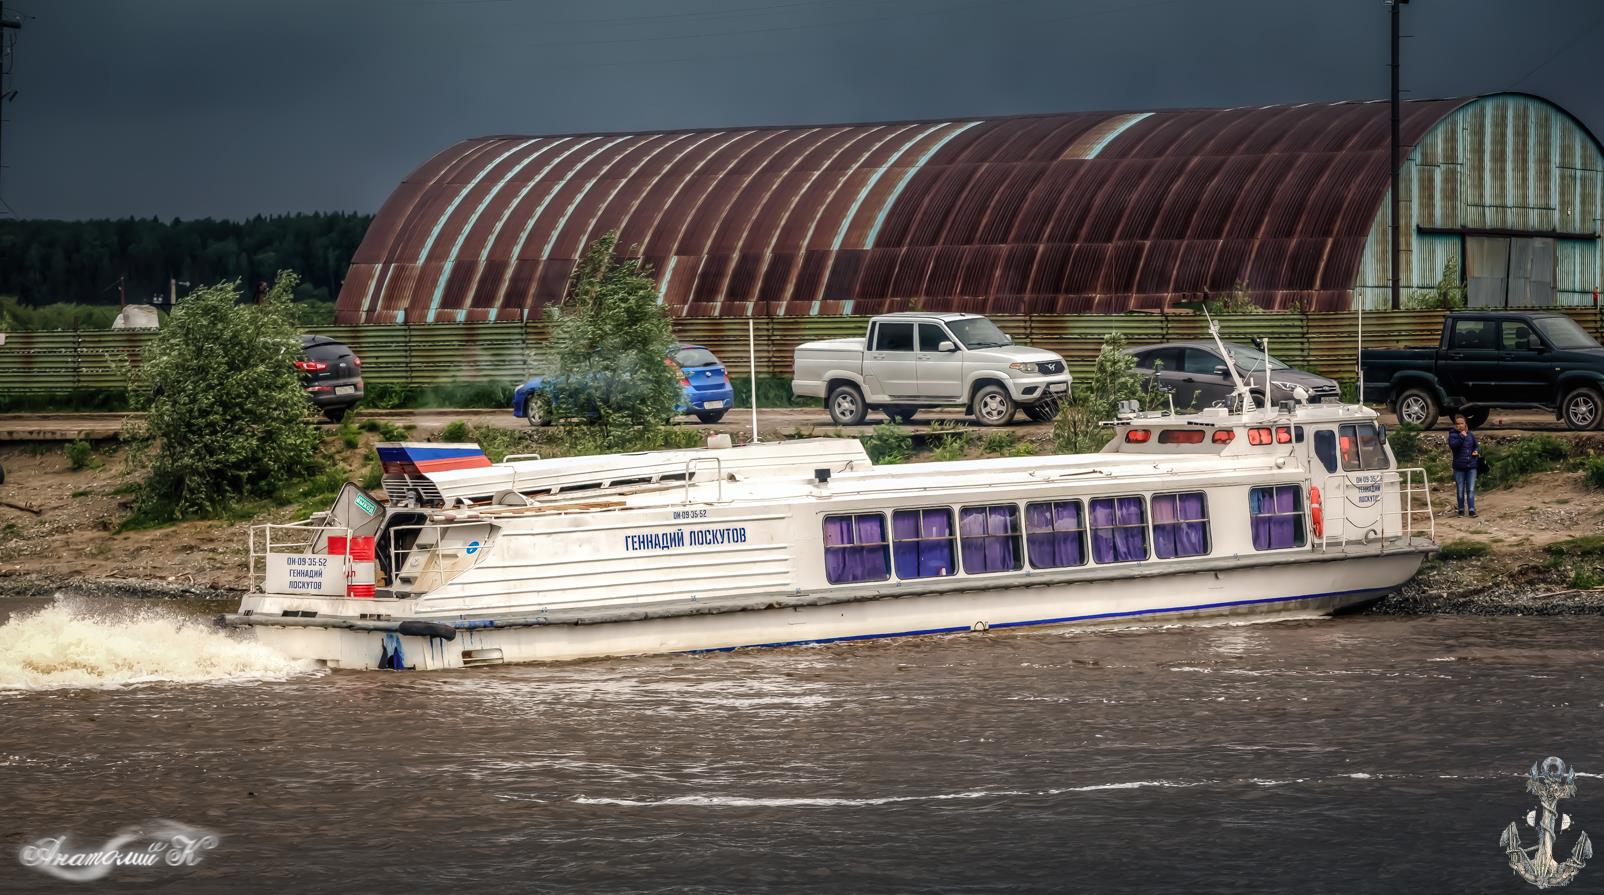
top-left (1454, 467), bottom-right (1477, 512)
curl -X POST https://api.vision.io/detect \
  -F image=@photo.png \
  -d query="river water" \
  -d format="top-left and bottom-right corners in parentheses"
top-left (2, 594), bottom-right (1602, 894)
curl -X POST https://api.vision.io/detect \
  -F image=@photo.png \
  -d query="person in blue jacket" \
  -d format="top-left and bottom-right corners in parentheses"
top-left (1447, 414), bottom-right (1480, 517)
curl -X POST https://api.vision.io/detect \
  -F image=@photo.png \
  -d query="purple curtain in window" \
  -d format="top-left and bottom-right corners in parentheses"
top-left (892, 509), bottom-right (954, 579)
top-left (824, 514), bottom-right (888, 583)
top-left (1250, 486), bottom-right (1304, 550)
top-left (959, 506), bottom-right (1019, 573)
top-left (1091, 497), bottom-right (1148, 563)
top-left (1026, 502), bottom-right (1084, 569)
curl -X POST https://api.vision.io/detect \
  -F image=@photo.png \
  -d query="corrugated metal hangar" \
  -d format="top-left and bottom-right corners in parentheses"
top-left (334, 92), bottom-right (1602, 323)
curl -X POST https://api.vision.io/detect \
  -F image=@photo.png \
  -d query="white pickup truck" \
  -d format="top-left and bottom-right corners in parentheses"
top-left (792, 313), bottom-right (1071, 426)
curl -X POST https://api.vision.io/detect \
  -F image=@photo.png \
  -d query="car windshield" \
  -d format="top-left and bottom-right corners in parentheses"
top-left (671, 347), bottom-right (720, 367)
top-left (947, 317), bottom-right (1011, 349)
top-left (1533, 316), bottom-right (1601, 351)
top-left (1225, 344), bottom-right (1289, 372)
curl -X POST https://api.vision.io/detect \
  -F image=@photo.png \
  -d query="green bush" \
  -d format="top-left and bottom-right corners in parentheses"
top-left (544, 232), bottom-right (678, 430)
top-left (1052, 332), bottom-right (1154, 455)
top-left (1581, 455), bottom-right (1604, 491)
top-left (1387, 421), bottom-right (1423, 465)
top-left (1480, 435), bottom-right (1569, 489)
top-left (439, 420), bottom-right (472, 443)
top-left (122, 271), bottom-right (321, 522)
top-left (1436, 539), bottom-right (1491, 561)
top-left (65, 438), bottom-right (97, 471)
top-left (862, 421), bottom-right (912, 464)
top-left (378, 422), bottom-right (409, 442)
top-left (981, 431), bottom-right (1020, 454)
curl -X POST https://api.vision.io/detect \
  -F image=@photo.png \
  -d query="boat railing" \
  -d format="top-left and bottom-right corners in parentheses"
top-left (386, 520), bottom-right (493, 594)
top-left (683, 456), bottom-right (723, 504)
top-left (1317, 467), bottom-right (1433, 551)
top-left (248, 519), bottom-right (353, 593)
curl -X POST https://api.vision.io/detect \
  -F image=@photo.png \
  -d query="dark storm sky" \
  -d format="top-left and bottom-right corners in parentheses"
top-left (2, 0), bottom-right (1598, 220)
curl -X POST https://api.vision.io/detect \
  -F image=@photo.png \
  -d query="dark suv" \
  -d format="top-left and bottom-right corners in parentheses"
top-left (298, 335), bottom-right (363, 422)
top-left (1362, 312), bottom-right (1604, 430)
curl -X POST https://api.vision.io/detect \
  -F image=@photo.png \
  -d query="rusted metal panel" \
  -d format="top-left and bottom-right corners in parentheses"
top-left (337, 96), bottom-right (1602, 321)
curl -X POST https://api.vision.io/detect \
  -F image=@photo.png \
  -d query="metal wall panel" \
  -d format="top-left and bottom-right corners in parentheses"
top-left (338, 96), bottom-right (1601, 321)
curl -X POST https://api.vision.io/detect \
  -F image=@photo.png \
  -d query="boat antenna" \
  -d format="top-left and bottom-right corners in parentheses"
top-left (748, 317), bottom-right (760, 443)
top-left (1203, 308), bottom-right (1254, 413)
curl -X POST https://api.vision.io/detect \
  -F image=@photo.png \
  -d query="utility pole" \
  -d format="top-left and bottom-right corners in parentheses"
top-left (0, 2), bottom-right (19, 208)
top-left (1389, 0), bottom-right (1409, 311)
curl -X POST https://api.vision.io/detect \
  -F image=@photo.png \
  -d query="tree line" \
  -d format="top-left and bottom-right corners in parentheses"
top-left (0, 213), bottom-right (373, 310)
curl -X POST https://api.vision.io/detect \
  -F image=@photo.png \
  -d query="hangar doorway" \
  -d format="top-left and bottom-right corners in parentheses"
top-left (1466, 235), bottom-right (1557, 307)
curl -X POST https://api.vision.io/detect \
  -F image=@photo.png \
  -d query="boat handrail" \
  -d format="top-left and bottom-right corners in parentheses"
top-left (503, 454), bottom-right (543, 494)
top-left (385, 519), bottom-right (496, 595)
top-left (1316, 466), bottom-right (1434, 552)
top-left (248, 521), bottom-right (356, 593)
top-left (684, 456), bottom-right (723, 504)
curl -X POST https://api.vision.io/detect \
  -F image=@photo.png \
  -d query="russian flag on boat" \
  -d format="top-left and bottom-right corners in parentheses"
top-left (377, 442), bottom-right (492, 475)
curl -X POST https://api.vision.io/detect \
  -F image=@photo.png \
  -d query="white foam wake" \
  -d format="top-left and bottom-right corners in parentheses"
top-left (0, 601), bottom-right (316, 691)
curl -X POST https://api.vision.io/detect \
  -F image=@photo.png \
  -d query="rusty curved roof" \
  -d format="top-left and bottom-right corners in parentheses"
top-left (336, 98), bottom-right (1471, 322)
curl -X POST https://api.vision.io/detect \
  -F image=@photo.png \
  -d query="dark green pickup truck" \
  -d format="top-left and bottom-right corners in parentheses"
top-left (1362, 311), bottom-right (1604, 430)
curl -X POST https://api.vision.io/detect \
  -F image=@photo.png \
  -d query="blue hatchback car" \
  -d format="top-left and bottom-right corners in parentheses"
top-left (513, 344), bottom-right (735, 426)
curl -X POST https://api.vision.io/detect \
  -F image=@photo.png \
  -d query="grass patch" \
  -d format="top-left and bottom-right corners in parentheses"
top-left (1581, 454), bottom-right (1604, 491)
top-left (65, 438), bottom-right (99, 471)
top-left (439, 420), bottom-right (472, 443)
top-left (1480, 435), bottom-right (1568, 490)
top-left (861, 422), bottom-right (912, 465)
top-left (1543, 535), bottom-right (1604, 560)
top-left (1436, 539), bottom-right (1491, 561)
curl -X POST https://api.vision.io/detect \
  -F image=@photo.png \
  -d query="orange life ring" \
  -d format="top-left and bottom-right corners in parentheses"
top-left (1310, 486), bottom-right (1324, 538)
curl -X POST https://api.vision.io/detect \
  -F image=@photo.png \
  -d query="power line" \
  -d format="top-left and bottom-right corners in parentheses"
top-left (1506, 10), bottom-right (1604, 89)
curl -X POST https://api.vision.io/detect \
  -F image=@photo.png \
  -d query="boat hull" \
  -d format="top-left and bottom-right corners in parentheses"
top-left (235, 549), bottom-right (1426, 670)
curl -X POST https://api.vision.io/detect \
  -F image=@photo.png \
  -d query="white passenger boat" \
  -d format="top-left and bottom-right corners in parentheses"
top-left (223, 374), bottom-right (1436, 669)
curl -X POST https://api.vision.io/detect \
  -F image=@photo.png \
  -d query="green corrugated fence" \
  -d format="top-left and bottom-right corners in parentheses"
top-left (3, 308), bottom-right (1602, 395)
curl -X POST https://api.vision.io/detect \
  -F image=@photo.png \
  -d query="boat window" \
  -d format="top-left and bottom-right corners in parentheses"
top-left (1247, 427), bottom-right (1273, 445)
top-left (892, 508), bottom-right (956, 580)
top-left (1314, 430), bottom-right (1338, 473)
top-left (1025, 500), bottom-right (1086, 569)
top-left (1339, 424), bottom-right (1390, 471)
top-left (1338, 427), bottom-right (1361, 469)
top-left (1250, 485), bottom-right (1306, 550)
top-left (873, 322), bottom-right (915, 352)
top-left (1089, 496), bottom-right (1148, 564)
top-left (958, 504), bottom-right (1022, 574)
top-left (1152, 492), bottom-right (1210, 559)
top-left (1158, 429), bottom-right (1204, 444)
top-left (1213, 429), bottom-right (1235, 444)
top-left (1294, 426), bottom-right (1305, 444)
top-left (822, 513), bottom-right (890, 584)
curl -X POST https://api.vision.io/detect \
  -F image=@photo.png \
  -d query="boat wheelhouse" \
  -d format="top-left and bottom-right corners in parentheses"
top-left (225, 394), bottom-right (1435, 670)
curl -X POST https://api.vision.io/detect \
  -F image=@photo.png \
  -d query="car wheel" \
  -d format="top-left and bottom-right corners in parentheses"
top-left (884, 405), bottom-right (918, 424)
top-left (974, 384), bottom-right (1016, 426)
top-left (1562, 387), bottom-right (1603, 431)
top-left (1394, 388), bottom-right (1439, 429)
top-left (695, 410), bottom-right (727, 424)
top-left (827, 384), bottom-right (868, 426)
top-left (1460, 407), bottom-right (1490, 429)
top-left (526, 398), bottom-right (551, 428)
top-left (1023, 398), bottom-right (1061, 423)
top-left (323, 406), bottom-right (347, 424)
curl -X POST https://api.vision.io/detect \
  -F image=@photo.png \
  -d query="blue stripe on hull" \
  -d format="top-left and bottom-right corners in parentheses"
top-left (695, 586), bottom-right (1388, 654)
